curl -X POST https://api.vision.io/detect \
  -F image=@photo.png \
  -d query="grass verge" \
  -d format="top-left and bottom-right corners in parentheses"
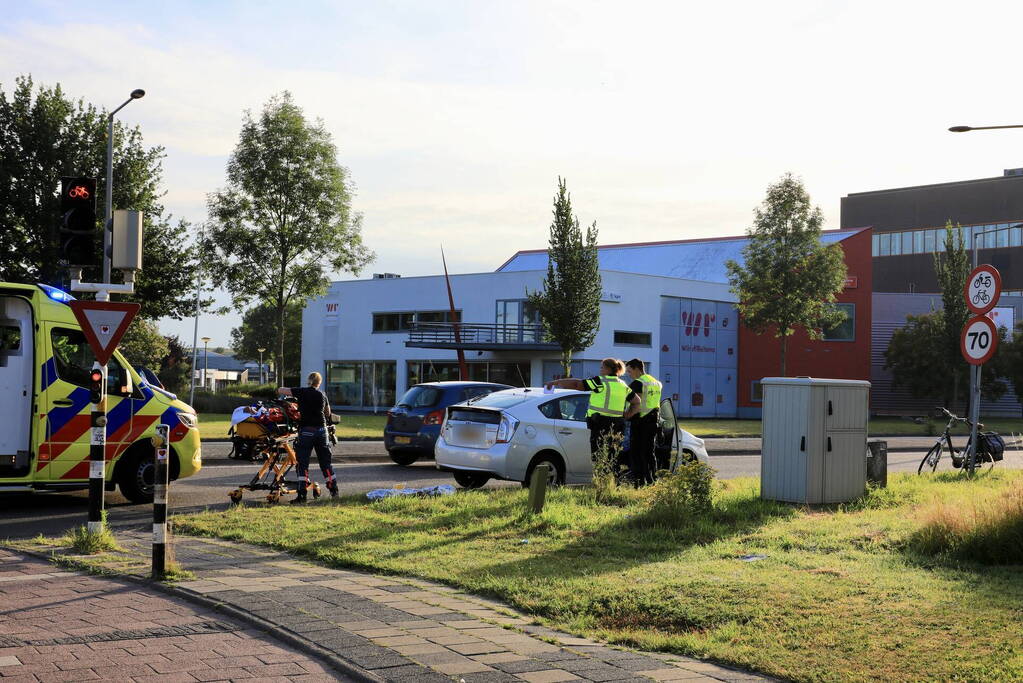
top-left (175, 471), bottom-right (1023, 681)
top-left (198, 413), bottom-right (388, 440)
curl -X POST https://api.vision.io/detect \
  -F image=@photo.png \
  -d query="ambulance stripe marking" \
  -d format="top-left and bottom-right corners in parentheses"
top-left (46, 387), bottom-right (92, 435)
top-left (41, 358), bottom-right (58, 390)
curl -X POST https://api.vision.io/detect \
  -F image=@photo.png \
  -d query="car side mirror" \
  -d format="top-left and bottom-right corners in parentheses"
top-left (109, 368), bottom-right (133, 397)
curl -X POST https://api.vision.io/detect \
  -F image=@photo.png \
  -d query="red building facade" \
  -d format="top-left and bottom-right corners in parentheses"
top-left (737, 227), bottom-right (873, 417)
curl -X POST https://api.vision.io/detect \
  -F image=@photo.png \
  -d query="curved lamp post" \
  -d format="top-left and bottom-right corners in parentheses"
top-left (104, 88), bottom-right (145, 284)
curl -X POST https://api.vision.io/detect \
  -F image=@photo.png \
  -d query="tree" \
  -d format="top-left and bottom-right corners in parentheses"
top-left (230, 301), bottom-right (303, 377)
top-left (527, 178), bottom-right (601, 376)
top-left (119, 318), bottom-right (169, 371)
top-left (206, 92), bottom-right (372, 377)
top-left (158, 335), bottom-right (191, 396)
top-left (0, 75), bottom-right (201, 319)
top-left (885, 311), bottom-right (1007, 407)
top-left (725, 173), bottom-right (847, 376)
top-left (933, 223), bottom-right (971, 409)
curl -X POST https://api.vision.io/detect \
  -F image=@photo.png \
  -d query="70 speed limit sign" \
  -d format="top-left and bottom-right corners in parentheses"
top-left (961, 315), bottom-right (998, 365)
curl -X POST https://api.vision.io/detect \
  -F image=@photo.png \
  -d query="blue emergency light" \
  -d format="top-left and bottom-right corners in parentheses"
top-left (36, 284), bottom-right (75, 303)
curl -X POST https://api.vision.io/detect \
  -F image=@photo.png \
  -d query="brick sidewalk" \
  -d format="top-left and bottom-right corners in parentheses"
top-left (0, 548), bottom-right (345, 682)
top-left (52, 531), bottom-right (772, 683)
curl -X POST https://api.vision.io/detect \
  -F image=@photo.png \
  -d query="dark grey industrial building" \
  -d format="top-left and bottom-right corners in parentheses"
top-left (841, 170), bottom-right (1023, 293)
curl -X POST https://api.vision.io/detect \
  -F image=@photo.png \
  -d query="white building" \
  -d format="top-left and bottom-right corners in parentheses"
top-left (302, 266), bottom-right (737, 415)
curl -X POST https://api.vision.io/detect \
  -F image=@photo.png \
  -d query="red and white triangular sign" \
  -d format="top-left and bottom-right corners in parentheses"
top-left (69, 301), bottom-right (141, 366)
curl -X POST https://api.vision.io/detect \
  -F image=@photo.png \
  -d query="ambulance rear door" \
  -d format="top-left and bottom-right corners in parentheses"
top-left (0, 295), bottom-right (34, 482)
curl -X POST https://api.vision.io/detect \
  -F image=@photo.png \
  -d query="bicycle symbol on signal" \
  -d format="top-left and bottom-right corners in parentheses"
top-left (68, 185), bottom-right (90, 199)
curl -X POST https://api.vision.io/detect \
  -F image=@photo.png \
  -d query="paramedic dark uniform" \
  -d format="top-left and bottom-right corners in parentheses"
top-left (290, 387), bottom-right (337, 499)
top-left (628, 373), bottom-right (662, 486)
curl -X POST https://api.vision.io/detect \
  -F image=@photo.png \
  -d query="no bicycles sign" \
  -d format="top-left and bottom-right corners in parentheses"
top-left (961, 315), bottom-right (998, 365)
top-left (964, 264), bottom-right (1001, 315)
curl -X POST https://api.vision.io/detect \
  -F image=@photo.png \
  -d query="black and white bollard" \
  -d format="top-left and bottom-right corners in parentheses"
top-left (152, 424), bottom-right (170, 579)
top-left (87, 365), bottom-right (107, 534)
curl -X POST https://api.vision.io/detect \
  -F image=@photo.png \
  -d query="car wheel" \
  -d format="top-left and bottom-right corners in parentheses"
top-left (118, 451), bottom-right (155, 504)
top-left (388, 451), bottom-right (419, 467)
top-left (522, 454), bottom-right (565, 488)
top-left (453, 471), bottom-right (491, 489)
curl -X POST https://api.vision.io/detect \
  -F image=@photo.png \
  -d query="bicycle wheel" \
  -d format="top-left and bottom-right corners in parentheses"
top-left (918, 443), bottom-right (942, 474)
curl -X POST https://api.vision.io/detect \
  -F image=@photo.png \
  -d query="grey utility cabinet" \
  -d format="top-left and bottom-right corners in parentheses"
top-left (761, 377), bottom-right (870, 504)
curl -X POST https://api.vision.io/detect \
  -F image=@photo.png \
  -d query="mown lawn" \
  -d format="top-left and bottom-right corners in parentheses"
top-left (197, 413), bottom-right (388, 440)
top-left (176, 471), bottom-right (1023, 682)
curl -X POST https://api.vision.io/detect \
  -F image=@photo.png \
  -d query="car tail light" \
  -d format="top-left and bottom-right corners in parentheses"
top-left (496, 414), bottom-right (519, 443)
top-left (423, 409), bottom-right (445, 426)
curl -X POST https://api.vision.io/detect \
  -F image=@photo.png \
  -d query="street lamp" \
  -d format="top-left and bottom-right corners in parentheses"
top-left (104, 88), bottom-right (146, 284)
top-left (949, 124), bottom-right (1023, 133)
top-left (201, 336), bottom-right (211, 393)
top-left (257, 347), bottom-right (266, 385)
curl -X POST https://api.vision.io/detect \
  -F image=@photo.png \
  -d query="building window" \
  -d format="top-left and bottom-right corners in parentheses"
top-left (823, 303), bottom-right (855, 342)
top-left (913, 230), bottom-right (924, 253)
top-left (1011, 226), bottom-right (1022, 247)
top-left (871, 233), bottom-right (879, 257)
top-left (325, 361), bottom-right (396, 409)
top-left (923, 230), bottom-right (935, 253)
top-left (751, 381), bottom-right (763, 403)
top-left (901, 232), bottom-right (913, 255)
top-left (373, 310), bottom-right (460, 332)
top-left (496, 299), bottom-right (541, 342)
top-left (406, 360), bottom-right (530, 387)
top-left (890, 232), bottom-right (901, 255)
top-left (613, 330), bottom-right (652, 346)
top-left (879, 233), bottom-right (891, 256)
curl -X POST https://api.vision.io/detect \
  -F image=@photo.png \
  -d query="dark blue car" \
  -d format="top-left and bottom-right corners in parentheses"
top-left (384, 381), bottom-right (511, 466)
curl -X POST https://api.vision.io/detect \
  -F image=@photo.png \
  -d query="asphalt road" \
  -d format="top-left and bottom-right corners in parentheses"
top-left (3, 440), bottom-right (1020, 541)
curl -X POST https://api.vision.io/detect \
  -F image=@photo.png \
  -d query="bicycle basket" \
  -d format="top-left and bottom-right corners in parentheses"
top-left (978, 432), bottom-right (1005, 462)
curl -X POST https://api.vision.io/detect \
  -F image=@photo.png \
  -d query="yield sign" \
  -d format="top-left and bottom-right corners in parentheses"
top-left (69, 301), bottom-right (141, 366)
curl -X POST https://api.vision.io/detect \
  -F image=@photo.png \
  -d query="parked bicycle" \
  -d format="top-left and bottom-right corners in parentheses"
top-left (917, 407), bottom-right (1005, 474)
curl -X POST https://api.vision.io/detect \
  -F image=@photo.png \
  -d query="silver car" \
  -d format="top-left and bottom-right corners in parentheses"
top-left (434, 387), bottom-right (709, 488)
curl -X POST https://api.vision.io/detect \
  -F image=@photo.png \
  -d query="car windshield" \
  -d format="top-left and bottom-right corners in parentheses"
top-left (468, 392), bottom-right (530, 409)
top-left (396, 385), bottom-right (442, 408)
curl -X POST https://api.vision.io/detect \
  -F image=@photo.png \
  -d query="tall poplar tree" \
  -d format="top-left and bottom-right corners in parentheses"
top-left (726, 173), bottom-right (847, 376)
top-left (527, 178), bottom-right (601, 376)
top-left (206, 92), bottom-right (373, 377)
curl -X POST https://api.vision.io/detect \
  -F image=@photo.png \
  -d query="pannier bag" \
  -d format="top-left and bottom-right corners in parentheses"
top-left (978, 432), bottom-right (1005, 462)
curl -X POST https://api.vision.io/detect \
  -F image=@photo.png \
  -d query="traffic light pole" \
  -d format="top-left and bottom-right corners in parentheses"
top-left (152, 424), bottom-right (170, 579)
top-left (87, 362), bottom-right (108, 534)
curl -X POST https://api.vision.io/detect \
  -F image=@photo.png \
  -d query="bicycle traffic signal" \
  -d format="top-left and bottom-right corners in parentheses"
top-left (59, 177), bottom-right (98, 266)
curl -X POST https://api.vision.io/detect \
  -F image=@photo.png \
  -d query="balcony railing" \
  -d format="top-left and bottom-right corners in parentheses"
top-left (405, 322), bottom-right (556, 350)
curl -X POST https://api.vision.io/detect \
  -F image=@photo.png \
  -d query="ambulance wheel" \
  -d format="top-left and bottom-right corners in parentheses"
top-left (312, 484), bottom-right (321, 499)
top-left (119, 452), bottom-right (156, 504)
top-left (229, 489), bottom-right (243, 505)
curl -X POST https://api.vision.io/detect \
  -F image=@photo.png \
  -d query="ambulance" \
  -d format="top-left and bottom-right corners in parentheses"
top-left (0, 282), bottom-right (201, 503)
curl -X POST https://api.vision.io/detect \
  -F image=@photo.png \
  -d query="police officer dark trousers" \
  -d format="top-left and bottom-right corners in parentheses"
top-left (278, 372), bottom-right (338, 503)
top-left (546, 358), bottom-right (640, 465)
top-left (625, 358), bottom-right (662, 486)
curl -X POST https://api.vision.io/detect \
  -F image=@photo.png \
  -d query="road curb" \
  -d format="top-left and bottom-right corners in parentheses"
top-left (2, 544), bottom-right (385, 683)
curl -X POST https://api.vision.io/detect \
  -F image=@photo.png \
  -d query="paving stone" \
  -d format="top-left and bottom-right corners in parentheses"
top-left (637, 668), bottom-right (712, 681)
top-left (456, 671), bottom-right (523, 683)
top-left (517, 671), bottom-right (582, 683)
top-left (492, 658), bottom-right (555, 674)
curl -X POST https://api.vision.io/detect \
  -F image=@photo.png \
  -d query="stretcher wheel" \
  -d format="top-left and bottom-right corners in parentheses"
top-left (312, 484), bottom-right (321, 499)
top-left (229, 489), bottom-right (243, 504)
top-left (267, 490), bottom-right (281, 505)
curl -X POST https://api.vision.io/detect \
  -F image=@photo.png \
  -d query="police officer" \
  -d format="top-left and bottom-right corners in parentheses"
top-left (546, 358), bottom-right (640, 463)
top-left (624, 358), bottom-right (662, 486)
top-left (278, 372), bottom-right (338, 503)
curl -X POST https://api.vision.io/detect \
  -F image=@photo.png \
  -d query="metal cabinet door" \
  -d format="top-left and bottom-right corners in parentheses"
top-left (825, 386), bottom-right (868, 431)
top-left (823, 432), bottom-right (867, 503)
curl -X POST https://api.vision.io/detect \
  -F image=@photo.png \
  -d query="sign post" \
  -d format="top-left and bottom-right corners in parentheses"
top-left (962, 264), bottom-right (1002, 475)
top-left (69, 301), bottom-right (140, 532)
top-left (152, 424), bottom-right (171, 579)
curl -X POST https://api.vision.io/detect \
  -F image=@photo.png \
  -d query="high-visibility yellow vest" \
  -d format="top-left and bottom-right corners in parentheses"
top-left (585, 375), bottom-right (629, 418)
top-left (637, 373), bottom-right (662, 416)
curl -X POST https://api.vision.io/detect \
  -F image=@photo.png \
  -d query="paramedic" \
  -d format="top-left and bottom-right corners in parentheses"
top-left (278, 372), bottom-right (338, 503)
top-left (546, 358), bottom-right (640, 464)
top-left (625, 358), bottom-right (662, 486)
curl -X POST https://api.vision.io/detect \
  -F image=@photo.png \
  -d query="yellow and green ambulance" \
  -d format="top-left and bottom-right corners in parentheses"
top-left (0, 282), bottom-right (201, 503)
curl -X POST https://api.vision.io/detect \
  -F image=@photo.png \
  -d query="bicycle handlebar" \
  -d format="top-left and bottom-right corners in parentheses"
top-left (934, 407), bottom-right (983, 429)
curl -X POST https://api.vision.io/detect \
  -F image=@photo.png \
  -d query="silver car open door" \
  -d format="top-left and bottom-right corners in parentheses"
top-left (658, 397), bottom-right (681, 473)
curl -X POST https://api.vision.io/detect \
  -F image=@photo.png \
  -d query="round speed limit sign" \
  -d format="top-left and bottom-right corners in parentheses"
top-left (961, 315), bottom-right (999, 365)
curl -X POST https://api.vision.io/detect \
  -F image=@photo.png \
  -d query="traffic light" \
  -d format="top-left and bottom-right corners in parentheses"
top-left (89, 368), bottom-right (104, 405)
top-left (59, 177), bottom-right (98, 266)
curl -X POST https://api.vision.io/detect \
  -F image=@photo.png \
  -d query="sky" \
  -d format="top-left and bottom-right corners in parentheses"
top-left (4, 0), bottom-right (1023, 348)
